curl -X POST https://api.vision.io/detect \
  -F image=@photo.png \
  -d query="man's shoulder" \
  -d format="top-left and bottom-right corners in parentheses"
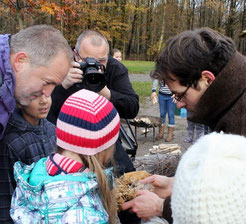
top-left (0, 34), bottom-right (11, 45)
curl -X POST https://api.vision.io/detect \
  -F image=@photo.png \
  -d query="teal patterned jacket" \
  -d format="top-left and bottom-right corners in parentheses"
top-left (10, 158), bottom-right (113, 224)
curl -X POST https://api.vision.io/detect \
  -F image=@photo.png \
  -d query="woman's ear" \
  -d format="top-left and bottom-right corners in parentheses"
top-left (12, 52), bottom-right (29, 72)
top-left (201, 70), bottom-right (215, 86)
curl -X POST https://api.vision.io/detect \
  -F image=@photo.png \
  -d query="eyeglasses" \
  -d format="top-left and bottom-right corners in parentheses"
top-left (75, 50), bottom-right (108, 63)
top-left (172, 84), bottom-right (192, 102)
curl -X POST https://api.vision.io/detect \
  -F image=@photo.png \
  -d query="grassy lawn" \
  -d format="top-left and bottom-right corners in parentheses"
top-left (131, 81), bottom-right (153, 104)
top-left (122, 60), bottom-right (155, 74)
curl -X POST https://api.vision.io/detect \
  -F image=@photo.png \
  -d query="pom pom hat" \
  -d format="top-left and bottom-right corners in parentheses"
top-left (172, 132), bottom-right (246, 224)
top-left (56, 89), bottom-right (120, 155)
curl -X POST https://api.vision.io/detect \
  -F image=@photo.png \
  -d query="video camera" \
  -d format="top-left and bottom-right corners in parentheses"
top-left (77, 57), bottom-right (106, 92)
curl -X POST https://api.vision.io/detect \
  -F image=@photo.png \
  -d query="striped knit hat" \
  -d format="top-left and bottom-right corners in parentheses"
top-left (56, 89), bottom-right (120, 155)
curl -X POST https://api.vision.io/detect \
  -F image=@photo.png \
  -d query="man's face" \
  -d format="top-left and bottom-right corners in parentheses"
top-left (20, 94), bottom-right (52, 126)
top-left (166, 75), bottom-right (209, 112)
top-left (77, 38), bottom-right (108, 68)
top-left (14, 52), bottom-right (70, 106)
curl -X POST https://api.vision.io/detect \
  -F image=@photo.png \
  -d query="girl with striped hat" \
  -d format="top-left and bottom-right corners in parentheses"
top-left (10, 89), bottom-right (121, 224)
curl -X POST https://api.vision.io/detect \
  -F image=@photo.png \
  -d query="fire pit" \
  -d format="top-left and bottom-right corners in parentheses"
top-left (129, 115), bottom-right (161, 142)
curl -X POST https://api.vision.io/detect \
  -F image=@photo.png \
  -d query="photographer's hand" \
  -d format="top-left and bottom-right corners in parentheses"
top-left (98, 86), bottom-right (111, 100)
top-left (62, 61), bottom-right (83, 89)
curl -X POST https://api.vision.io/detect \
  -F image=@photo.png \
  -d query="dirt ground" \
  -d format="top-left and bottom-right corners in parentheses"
top-left (126, 74), bottom-right (194, 158)
top-left (124, 97), bottom-right (193, 157)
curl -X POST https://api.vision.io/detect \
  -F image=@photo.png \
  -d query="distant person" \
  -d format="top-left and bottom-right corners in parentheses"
top-left (112, 48), bottom-right (122, 61)
top-left (151, 79), bottom-right (175, 142)
top-left (11, 89), bottom-right (120, 224)
top-left (0, 24), bottom-right (72, 140)
top-left (184, 111), bottom-right (205, 143)
top-left (0, 95), bottom-right (55, 222)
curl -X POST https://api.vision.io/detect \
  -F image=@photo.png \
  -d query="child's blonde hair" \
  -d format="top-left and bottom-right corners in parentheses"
top-left (58, 146), bottom-right (117, 224)
top-left (56, 89), bottom-right (121, 223)
top-left (82, 147), bottom-right (117, 224)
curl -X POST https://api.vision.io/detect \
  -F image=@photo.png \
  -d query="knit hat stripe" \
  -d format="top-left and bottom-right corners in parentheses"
top-left (56, 89), bottom-right (121, 155)
top-left (58, 107), bottom-right (118, 131)
top-left (57, 112), bottom-right (120, 139)
top-left (57, 132), bottom-right (119, 155)
top-left (67, 92), bottom-right (105, 112)
top-left (63, 95), bottom-right (109, 119)
top-left (57, 120), bottom-right (120, 149)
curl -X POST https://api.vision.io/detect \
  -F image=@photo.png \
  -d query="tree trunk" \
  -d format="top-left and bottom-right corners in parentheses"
top-left (126, 1), bottom-right (139, 58)
top-left (16, 0), bottom-right (24, 30)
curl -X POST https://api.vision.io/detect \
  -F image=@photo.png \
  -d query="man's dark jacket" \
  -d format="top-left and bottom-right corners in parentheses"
top-left (190, 52), bottom-right (246, 135)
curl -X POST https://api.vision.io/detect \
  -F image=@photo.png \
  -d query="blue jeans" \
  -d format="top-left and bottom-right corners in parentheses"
top-left (158, 93), bottom-right (175, 126)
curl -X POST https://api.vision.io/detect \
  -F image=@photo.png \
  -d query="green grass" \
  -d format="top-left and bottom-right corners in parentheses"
top-left (122, 60), bottom-right (155, 74)
top-left (131, 81), bottom-right (153, 104)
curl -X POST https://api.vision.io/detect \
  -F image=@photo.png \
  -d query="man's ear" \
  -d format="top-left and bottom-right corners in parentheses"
top-left (201, 70), bottom-right (215, 86)
top-left (73, 49), bottom-right (79, 61)
top-left (12, 52), bottom-right (29, 72)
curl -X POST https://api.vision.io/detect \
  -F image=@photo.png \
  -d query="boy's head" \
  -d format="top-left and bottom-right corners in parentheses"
top-left (172, 132), bottom-right (246, 224)
top-left (56, 89), bottom-right (120, 156)
top-left (19, 94), bottom-right (52, 126)
top-left (112, 48), bottom-right (122, 61)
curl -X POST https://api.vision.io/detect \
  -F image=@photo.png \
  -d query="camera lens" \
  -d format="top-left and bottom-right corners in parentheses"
top-left (83, 69), bottom-right (106, 92)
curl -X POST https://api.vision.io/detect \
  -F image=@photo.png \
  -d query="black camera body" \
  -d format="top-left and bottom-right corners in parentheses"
top-left (77, 57), bottom-right (106, 92)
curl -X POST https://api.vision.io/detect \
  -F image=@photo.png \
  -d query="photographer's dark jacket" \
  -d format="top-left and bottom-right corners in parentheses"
top-left (48, 56), bottom-right (139, 123)
top-left (189, 52), bottom-right (246, 136)
top-left (0, 108), bottom-right (56, 223)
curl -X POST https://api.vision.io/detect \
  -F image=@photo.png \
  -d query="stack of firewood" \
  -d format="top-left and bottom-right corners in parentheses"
top-left (134, 143), bottom-right (182, 177)
top-left (149, 143), bottom-right (181, 154)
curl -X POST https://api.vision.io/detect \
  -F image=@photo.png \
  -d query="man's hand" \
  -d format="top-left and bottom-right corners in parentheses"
top-left (121, 190), bottom-right (164, 220)
top-left (62, 61), bottom-right (83, 89)
top-left (139, 175), bottom-right (174, 198)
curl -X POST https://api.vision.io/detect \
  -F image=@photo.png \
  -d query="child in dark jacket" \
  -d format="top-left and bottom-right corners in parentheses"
top-left (11, 89), bottom-right (120, 223)
top-left (0, 94), bottom-right (55, 223)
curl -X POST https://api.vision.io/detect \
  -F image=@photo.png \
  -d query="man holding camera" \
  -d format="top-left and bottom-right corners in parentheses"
top-left (47, 30), bottom-right (139, 177)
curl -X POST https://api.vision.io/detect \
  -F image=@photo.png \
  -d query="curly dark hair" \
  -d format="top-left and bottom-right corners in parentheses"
top-left (152, 27), bottom-right (236, 87)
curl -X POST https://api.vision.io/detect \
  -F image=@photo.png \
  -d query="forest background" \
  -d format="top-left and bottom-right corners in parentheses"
top-left (1, 0), bottom-right (246, 61)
